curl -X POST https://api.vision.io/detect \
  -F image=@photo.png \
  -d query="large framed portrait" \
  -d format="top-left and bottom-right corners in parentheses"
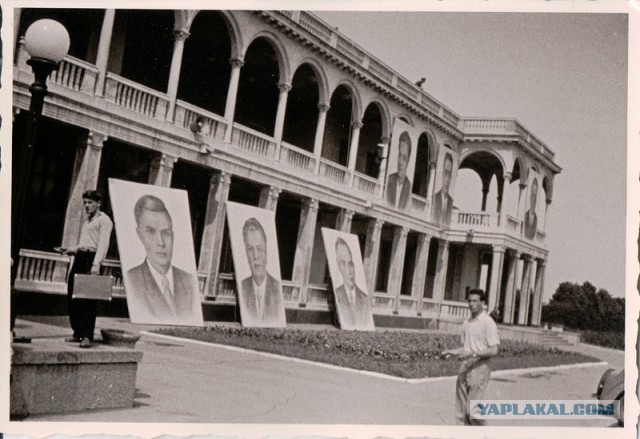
top-left (385, 118), bottom-right (419, 210)
top-left (321, 228), bottom-right (375, 331)
top-left (109, 179), bottom-right (204, 326)
top-left (226, 202), bottom-right (286, 328)
top-left (431, 148), bottom-right (457, 227)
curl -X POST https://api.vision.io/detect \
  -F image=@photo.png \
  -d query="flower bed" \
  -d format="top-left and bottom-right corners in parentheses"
top-left (153, 326), bottom-right (599, 379)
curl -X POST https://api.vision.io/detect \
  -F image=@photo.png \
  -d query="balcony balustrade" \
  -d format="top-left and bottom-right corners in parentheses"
top-left (231, 123), bottom-right (277, 158)
top-left (279, 142), bottom-right (317, 173)
top-left (174, 100), bottom-right (227, 141)
top-left (49, 55), bottom-right (98, 94)
top-left (319, 158), bottom-right (349, 185)
top-left (103, 73), bottom-right (169, 120)
top-left (353, 172), bottom-right (380, 195)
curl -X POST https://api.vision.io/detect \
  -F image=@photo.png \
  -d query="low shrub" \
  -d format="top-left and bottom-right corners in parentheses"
top-left (153, 326), bottom-right (599, 379)
top-left (580, 330), bottom-right (624, 350)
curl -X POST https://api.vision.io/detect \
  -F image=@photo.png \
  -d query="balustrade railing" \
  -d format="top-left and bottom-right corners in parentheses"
top-left (319, 159), bottom-right (349, 184)
top-left (282, 281), bottom-right (300, 303)
top-left (353, 172), bottom-right (379, 195)
top-left (279, 142), bottom-right (316, 172)
top-left (215, 273), bottom-right (237, 301)
top-left (454, 211), bottom-right (496, 228)
top-left (174, 100), bottom-right (227, 141)
top-left (50, 56), bottom-right (98, 94)
top-left (104, 73), bottom-right (169, 119)
top-left (299, 11), bottom-right (334, 44)
top-left (398, 296), bottom-right (418, 312)
top-left (306, 284), bottom-right (331, 307)
top-left (439, 300), bottom-right (470, 320)
top-left (336, 36), bottom-right (366, 65)
top-left (231, 124), bottom-right (276, 158)
top-left (372, 293), bottom-right (394, 311)
top-left (421, 299), bottom-right (441, 315)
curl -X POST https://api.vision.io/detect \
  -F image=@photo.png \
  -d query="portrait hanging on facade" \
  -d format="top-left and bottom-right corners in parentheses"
top-left (431, 149), bottom-right (456, 227)
top-left (109, 179), bottom-right (204, 326)
top-left (321, 228), bottom-right (375, 331)
top-left (385, 118), bottom-right (419, 210)
top-left (524, 177), bottom-right (539, 240)
top-left (226, 202), bottom-right (287, 328)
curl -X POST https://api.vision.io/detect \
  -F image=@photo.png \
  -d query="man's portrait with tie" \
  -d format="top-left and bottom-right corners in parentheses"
top-left (524, 177), bottom-right (539, 240)
top-left (432, 152), bottom-right (455, 227)
top-left (226, 202), bottom-right (286, 328)
top-left (321, 228), bottom-right (375, 331)
top-left (122, 192), bottom-right (203, 326)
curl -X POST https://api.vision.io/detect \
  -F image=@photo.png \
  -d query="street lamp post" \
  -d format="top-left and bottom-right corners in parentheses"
top-left (11, 19), bottom-right (70, 330)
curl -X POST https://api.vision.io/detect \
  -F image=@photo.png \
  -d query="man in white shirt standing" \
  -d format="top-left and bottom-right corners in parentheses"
top-left (59, 190), bottom-right (113, 348)
top-left (443, 288), bottom-right (500, 425)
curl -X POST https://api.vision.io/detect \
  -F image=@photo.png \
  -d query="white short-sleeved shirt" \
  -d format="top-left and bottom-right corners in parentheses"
top-left (462, 311), bottom-right (500, 354)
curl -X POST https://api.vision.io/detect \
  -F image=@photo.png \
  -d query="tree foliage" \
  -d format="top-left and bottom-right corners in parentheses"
top-left (541, 281), bottom-right (624, 332)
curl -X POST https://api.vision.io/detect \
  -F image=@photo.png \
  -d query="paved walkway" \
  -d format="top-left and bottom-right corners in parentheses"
top-left (11, 316), bottom-right (625, 428)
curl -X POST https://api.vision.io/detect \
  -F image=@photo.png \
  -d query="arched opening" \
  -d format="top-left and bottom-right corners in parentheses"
top-left (323, 85), bottom-right (354, 166)
top-left (177, 11), bottom-right (232, 117)
top-left (109, 10), bottom-right (174, 93)
top-left (282, 64), bottom-right (320, 153)
top-left (235, 37), bottom-right (280, 136)
top-left (355, 103), bottom-right (383, 178)
top-left (412, 133), bottom-right (431, 197)
top-left (18, 9), bottom-right (105, 63)
top-left (455, 151), bottom-right (504, 213)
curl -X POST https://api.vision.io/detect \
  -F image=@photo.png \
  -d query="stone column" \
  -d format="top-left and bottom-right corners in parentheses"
top-left (503, 251), bottom-right (521, 324)
top-left (413, 233), bottom-right (432, 314)
top-left (487, 245), bottom-right (506, 313)
top-left (347, 121), bottom-right (363, 186)
top-left (517, 255), bottom-right (534, 325)
top-left (273, 83), bottom-right (292, 156)
top-left (148, 153), bottom-right (178, 187)
top-left (432, 240), bottom-right (450, 302)
top-left (481, 182), bottom-right (490, 211)
top-left (363, 218), bottom-right (384, 292)
top-left (498, 173), bottom-right (512, 226)
top-left (426, 160), bottom-right (437, 205)
top-left (198, 172), bottom-right (232, 297)
top-left (530, 259), bottom-right (546, 326)
top-left (313, 104), bottom-right (330, 173)
top-left (259, 186), bottom-right (281, 212)
top-left (61, 131), bottom-right (107, 248)
top-left (291, 198), bottom-right (319, 306)
top-left (335, 208), bottom-right (354, 233)
top-left (387, 227), bottom-right (409, 313)
top-left (166, 29), bottom-right (191, 121)
top-left (94, 9), bottom-right (116, 97)
top-left (223, 58), bottom-right (245, 142)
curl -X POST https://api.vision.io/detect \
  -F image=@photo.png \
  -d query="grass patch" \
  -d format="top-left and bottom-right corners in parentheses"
top-left (153, 326), bottom-right (600, 379)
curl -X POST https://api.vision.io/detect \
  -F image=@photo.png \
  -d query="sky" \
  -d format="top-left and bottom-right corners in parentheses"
top-left (314, 10), bottom-right (628, 302)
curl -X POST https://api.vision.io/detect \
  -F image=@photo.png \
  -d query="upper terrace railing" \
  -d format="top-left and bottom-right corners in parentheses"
top-left (460, 117), bottom-right (555, 160)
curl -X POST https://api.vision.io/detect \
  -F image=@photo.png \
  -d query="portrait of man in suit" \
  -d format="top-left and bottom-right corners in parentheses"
top-left (386, 131), bottom-right (413, 210)
top-left (126, 194), bottom-right (203, 325)
top-left (524, 178), bottom-right (539, 240)
top-left (432, 152), bottom-right (454, 226)
top-left (239, 217), bottom-right (286, 327)
top-left (333, 237), bottom-right (375, 330)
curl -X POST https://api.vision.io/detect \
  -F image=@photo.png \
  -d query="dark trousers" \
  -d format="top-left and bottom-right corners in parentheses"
top-left (67, 250), bottom-right (98, 340)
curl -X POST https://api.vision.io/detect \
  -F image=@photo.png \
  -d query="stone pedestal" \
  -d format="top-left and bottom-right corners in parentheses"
top-left (10, 341), bottom-right (143, 416)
